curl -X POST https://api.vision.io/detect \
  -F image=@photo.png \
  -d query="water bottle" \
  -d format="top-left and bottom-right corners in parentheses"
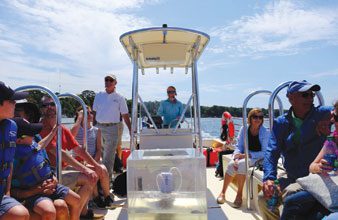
top-left (323, 136), bottom-right (337, 171)
top-left (266, 180), bottom-right (280, 211)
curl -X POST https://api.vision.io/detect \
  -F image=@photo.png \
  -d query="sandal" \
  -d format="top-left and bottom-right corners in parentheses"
top-left (216, 194), bottom-right (225, 204)
top-left (231, 197), bottom-right (242, 209)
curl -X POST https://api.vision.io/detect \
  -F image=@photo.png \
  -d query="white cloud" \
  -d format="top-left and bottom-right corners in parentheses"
top-left (0, 0), bottom-right (158, 93)
top-left (210, 1), bottom-right (338, 57)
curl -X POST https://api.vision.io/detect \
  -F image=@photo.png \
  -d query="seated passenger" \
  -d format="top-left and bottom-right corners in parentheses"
top-left (258, 80), bottom-right (332, 220)
top-left (157, 86), bottom-right (183, 128)
top-left (217, 108), bottom-right (269, 208)
top-left (215, 111), bottom-right (235, 178)
top-left (71, 106), bottom-right (114, 208)
top-left (11, 117), bottom-right (80, 220)
top-left (280, 100), bottom-right (337, 220)
top-left (0, 82), bottom-right (30, 220)
top-left (39, 96), bottom-right (103, 219)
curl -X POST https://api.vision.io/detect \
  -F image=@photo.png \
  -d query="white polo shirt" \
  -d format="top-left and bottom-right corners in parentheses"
top-left (93, 91), bottom-right (129, 123)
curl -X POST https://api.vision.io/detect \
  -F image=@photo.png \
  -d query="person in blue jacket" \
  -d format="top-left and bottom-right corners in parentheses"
top-left (0, 81), bottom-right (29, 220)
top-left (258, 80), bottom-right (333, 220)
top-left (157, 86), bottom-right (183, 128)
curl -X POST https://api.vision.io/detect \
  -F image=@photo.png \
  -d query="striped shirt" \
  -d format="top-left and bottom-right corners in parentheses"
top-left (75, 126), bottom-right (98, 158)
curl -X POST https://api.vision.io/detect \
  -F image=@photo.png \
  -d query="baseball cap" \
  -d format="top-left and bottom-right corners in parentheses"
top-left (12, 117), bottom-right (43, 137)
top-left (286, 80), bottom-right (320, 96)
top-left (0, 81), bottom-right (28, 102)
top-left (104, 74), bottom-right (117, 81)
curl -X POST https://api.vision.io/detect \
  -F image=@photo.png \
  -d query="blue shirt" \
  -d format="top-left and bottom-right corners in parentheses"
top-left (263, 105), bottom-right (332, 182)
top-left (234, 125), bottom-right (270, 160)
top-left (157, 99), bottom-right (183, 128)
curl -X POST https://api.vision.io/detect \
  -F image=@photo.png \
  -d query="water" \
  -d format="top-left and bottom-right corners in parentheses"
top-left (62, 117), bottom-right (269, 141)
top-left (128, 191), bottom-right (207, 220)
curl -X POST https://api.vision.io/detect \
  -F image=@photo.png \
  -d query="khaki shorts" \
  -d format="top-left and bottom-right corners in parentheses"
top-left (61, 168), bottom-right (81, 190)
top-left (117, 122), bottom-right (123, 146)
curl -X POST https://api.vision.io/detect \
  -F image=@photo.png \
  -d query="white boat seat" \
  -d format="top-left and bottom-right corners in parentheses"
top-left (139, 128), bottom-right (193, 149)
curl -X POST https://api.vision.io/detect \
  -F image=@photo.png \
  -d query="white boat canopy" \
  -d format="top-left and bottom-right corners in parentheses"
top-left (120, 25), bottom-right (210, 69)
top-left (120, 25), bottom-right (209, 152)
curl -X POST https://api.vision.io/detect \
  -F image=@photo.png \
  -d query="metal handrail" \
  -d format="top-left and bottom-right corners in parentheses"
top-left (138, 95), bottom-right (159, 133)
top-left (173, 94), bottom-right (194, 133)
top-left (14, 85), bottom-right (63, 183)
top-left (242, 90), bottom-right (284, 210)
top-left (58, 93), bottom-right (88, 151)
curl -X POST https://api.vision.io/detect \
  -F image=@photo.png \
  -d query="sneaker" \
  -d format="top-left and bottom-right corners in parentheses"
top-left (93, 196), bottom-right (106, 209)
top-left (104, 195), bottom-right (115, 209)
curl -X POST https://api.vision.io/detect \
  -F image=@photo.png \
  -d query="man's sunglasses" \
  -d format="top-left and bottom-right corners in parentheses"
top-left (167, 91), bottom-right (176, 94)
top-left (41, 102), bottom-right (55, 108)
top-left (300, 92), bottom-right (315, 98)
top-left (252, 115), bottom-right (264, 120)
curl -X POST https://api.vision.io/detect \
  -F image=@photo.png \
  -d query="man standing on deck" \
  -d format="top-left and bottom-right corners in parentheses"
top-left (93, 74), bottom-right (131, 181)
top-left (257, 80), bottom-right (332, 220)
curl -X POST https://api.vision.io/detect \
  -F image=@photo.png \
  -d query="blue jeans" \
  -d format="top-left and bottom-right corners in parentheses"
top-left (281, 190), bottom-right (329, 220)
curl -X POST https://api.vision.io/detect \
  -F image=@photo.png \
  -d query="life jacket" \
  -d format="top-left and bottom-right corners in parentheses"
top-left (13, 141), bottom-right (52, 189)
top-left (0, 119), bottom-right (17, 202)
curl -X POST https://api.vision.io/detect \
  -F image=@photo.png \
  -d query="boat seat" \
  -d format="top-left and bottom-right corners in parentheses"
top-left (139, 128), bottom-right (193, 149)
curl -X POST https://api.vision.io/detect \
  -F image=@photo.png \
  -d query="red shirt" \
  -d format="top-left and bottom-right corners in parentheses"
top-left (40, 125), bottom-right (79, 168)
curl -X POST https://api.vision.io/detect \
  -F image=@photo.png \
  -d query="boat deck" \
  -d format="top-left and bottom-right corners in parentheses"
top-left (99, 168), bottom-right (262, 220)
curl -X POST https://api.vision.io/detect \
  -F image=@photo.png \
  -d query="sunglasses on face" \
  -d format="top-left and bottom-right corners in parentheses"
top-left (300, 92), bottom-right (315, 98)
top-left (252, 115), bottom-right (264, 120)
top-left (167, 91), bottom-right (176, 94)
top-left (20, 135), bottom-right (29, 139)
top-left (41, 102), bottom-right (55, 108)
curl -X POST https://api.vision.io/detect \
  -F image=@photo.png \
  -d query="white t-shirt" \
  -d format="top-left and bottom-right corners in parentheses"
top-left (93, 91), bottom-right (128, 123)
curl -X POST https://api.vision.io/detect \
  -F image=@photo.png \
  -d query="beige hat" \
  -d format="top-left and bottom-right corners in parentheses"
top-left (105, 74), bottom-right (117, 81)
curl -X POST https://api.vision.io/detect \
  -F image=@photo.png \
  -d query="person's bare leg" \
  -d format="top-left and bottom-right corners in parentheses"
top-left (33, 199), bottom-right (56, 220)
top-left (63, 190), bottom-right (81, 220)
top-left (219, 173), bottom-right (234, 196)
top-left (117, 145), bottom-right (122, 160)
top-left (75, 174), bottom-right (95, 216)
top-left (235, 174), bottom-right (246, 201)
top-left (88, 164), bottom-right (110, 198)
top-left (0, 205), bottom-right (29, 220)
top-left (53, 199), bottom-right (69, 220)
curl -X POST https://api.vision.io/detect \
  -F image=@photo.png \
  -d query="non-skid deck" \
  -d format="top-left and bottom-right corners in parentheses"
top-left (99, 168), bottom-right (262, 220)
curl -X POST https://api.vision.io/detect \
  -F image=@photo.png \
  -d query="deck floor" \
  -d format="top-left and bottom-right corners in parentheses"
top-left (98, 168), bottom-right (262, 220)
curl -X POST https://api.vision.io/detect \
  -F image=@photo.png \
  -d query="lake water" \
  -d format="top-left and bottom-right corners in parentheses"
top-left (63, 117), bottom-right (269, 141)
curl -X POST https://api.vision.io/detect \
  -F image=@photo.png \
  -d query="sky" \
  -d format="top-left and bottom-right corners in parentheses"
top-left (0, 0), bottom-right (337, 109)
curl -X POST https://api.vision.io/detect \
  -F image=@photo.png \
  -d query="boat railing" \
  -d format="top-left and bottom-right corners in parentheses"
top-left (14, 85), bottom-right (63, 183)
top-left (242, 89), bottom-right (284, 210)
top-left (58, 93), bottom-right (88, 151)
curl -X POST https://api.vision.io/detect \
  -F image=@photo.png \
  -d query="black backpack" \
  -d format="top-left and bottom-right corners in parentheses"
top-left (113, 172), bottom-right (127, 196)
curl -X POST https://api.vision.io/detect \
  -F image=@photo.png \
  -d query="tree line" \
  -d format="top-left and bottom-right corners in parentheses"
top-left (26, 90), bottom-right (278, 118)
